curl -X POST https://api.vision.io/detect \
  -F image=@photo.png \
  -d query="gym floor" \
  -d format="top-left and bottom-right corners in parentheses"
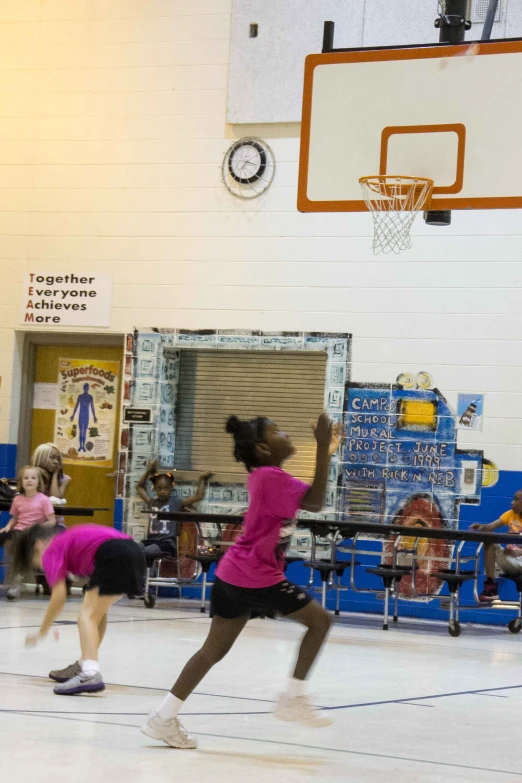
top-left (1, 595), bottom-right (521, 782)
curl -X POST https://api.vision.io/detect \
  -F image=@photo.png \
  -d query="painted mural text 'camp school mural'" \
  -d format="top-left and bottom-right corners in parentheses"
top-left (341, 378), bottom-right (498, 597)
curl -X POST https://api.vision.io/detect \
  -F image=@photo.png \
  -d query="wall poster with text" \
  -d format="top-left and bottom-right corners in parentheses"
top-left (54, 358), bottom-right (120, 467)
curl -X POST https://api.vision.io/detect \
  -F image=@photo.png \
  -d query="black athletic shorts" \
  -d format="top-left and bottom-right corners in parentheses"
top-left (86, 539), bottom-right (146, 596)
top-left (210, 576), bottom-right (312, 620)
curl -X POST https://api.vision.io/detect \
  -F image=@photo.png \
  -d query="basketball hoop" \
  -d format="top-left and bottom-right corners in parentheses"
top-left (359, 175), bottom-right (434, 254)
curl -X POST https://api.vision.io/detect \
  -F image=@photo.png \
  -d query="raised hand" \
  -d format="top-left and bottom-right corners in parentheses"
top-left (311, 413), bottom-right (333, 448)
top-left (25, 634), bottom-right (39, 648)
top-left (328, 419), bottom-right (343, 457)
top-left (147, 458), bottom-right (159, 473)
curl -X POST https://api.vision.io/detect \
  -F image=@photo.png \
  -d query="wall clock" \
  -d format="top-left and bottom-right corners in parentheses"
top-left (222, 137), bottom-right (275, 199)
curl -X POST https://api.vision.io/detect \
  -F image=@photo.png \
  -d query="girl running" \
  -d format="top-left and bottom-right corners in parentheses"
top-left (10, 523), bottom-right (146, 695)
top-left (142, 412), bottom-right (340, 749)
top-left (0, 466), bottom-right (56, 599)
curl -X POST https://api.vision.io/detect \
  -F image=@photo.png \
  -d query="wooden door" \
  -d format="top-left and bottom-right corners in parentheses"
top-left (30, 344), bottom-right (123, 527)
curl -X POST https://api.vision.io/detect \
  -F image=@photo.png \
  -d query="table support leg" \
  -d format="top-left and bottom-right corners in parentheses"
top-left (383, 585), bottom-right (390, 631)
top-left (200, 569), bottom-right (207, 613)
top-left (393, 582), bottom-right (400, 623)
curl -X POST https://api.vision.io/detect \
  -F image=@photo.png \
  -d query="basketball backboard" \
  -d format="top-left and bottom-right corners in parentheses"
top-left (298, 39), bottom-right (522, 213)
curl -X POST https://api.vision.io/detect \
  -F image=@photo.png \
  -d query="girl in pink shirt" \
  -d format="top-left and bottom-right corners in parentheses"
top-left (143, 412), bottom-right (341, 749)
top-left (0, 466), bottom-right (55, 534)
top-left (10, 523), bottom-right (146, 696)
top-left (0, 466), bottom-right (55, 599)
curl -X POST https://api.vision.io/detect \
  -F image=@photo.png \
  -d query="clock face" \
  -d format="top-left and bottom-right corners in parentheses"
top-left (222, 137), bottom-right (275, 199)
top-left (228, 141), bottom-right (267, 184)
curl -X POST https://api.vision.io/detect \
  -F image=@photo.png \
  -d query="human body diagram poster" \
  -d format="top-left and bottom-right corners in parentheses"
top-left (54, 358), bottom-right (120, 467)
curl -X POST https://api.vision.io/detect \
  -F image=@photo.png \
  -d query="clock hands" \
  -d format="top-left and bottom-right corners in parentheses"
top-left (222, 138), bottom-right (274, 197)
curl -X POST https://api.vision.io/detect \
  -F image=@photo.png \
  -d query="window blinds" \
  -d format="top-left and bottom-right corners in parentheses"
top-left (174, 350), bottom-right (327, 481)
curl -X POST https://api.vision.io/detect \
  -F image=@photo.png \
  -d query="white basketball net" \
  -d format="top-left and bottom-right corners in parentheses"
top-left (359, 176), bottom-right (434, 255)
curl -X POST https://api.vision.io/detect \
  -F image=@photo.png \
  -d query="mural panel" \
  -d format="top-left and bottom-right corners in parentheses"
top-left (342, 379), bottom-right (496, 597)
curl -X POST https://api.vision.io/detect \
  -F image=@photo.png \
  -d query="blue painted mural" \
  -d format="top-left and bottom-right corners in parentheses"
top-left (341, 379), bottom-right (498, 597)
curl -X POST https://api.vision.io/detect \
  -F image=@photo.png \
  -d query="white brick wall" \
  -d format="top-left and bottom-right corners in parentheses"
top-left (0, 0), bottom-right (521, 472)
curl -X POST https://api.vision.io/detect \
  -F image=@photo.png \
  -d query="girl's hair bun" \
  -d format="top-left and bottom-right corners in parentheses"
top-left (225, 415), bottom-right (242, 435)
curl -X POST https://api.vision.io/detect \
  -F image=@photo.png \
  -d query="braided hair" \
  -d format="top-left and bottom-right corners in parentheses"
top-left (226, 415), bottom-right (270, 472)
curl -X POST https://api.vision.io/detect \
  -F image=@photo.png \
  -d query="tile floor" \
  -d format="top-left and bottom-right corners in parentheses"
top-left (1, 593), bottom-right (521, 782)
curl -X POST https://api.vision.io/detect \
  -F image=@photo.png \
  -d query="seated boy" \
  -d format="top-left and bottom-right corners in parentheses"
top-left (471, 489), bottom-right (522, 602)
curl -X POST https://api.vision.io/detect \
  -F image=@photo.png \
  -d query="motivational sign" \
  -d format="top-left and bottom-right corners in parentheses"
top-left (54, 358), bottom-right (120, 467)
top-left (21, 272), bottom-right (112, 327)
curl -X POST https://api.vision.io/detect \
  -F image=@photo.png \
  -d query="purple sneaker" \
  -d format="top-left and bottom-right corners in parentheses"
top-left (53, 671), bottom-right (105, 695)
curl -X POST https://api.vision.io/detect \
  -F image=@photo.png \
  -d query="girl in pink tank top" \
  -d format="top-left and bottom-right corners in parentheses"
top-left (143, 412), bottom-right (341, 749)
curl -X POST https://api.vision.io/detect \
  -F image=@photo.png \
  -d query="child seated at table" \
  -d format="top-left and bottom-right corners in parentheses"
top-left (0, 466), bottom-right (56, 599)
top-left (471, 489), bottom-right (522, 602)
top-left (31, 442), bottom-right (71, 530)
top-left (136, 460), bottom-right (212, 562)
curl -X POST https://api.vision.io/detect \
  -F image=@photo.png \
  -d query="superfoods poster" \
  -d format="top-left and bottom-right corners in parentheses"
top-left (54, 358), bottom-right (120, 467)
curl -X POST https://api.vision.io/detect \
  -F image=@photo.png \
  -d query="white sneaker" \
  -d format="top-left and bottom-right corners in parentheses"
top-left (6, 586), bottom-right (20, 600)
top-left (275, 694), bottom-right (333, 728)
top-left (141, 710), bottom-right (198, 749)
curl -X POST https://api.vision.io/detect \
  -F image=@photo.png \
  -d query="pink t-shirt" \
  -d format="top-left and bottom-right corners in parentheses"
top-left (10, 493), bottom-right (54, 531)
top-left (42, 524), bottom-right (131, 587)
top-left (216, 466), bottom-right (309, 588)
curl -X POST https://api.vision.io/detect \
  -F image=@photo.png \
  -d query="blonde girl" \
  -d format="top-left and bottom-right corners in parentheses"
top-left (0, 466), bottom-right (55, 598)
top-left (31, 443), bottom-right (71, 502)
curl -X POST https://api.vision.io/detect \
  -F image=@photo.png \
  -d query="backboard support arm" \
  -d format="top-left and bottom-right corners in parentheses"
top-left (322, 21), bottom-right (335, 54)
top-left (425, 0), bottom-right (472, 226)
top-left (482, 0), bottom-right (500, 41)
